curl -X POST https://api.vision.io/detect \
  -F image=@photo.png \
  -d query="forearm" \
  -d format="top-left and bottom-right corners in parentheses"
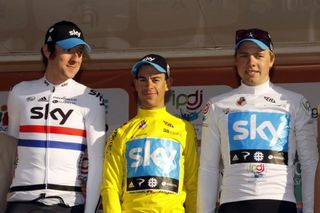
top-left (101, 188), bottom-right (122, 213)
top-left (84, 155), bottom-right (103, 213)
top-left (197, 167), bottom-right (220, 213)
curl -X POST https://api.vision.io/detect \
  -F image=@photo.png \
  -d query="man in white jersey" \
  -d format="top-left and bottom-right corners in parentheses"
top-left (197, 28), bottom-right (319, 213)
top-left (5, 20), bottom-right (106, 213)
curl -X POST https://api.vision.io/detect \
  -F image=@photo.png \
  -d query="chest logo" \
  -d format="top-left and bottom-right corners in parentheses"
top-left (30, 104), bottom-right (73, 125)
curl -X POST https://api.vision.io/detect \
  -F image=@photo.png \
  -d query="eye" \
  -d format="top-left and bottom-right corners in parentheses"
top-left (66, 46), bottom-right (85, 56)
top-left (238, 53), bottom-right (248, 58)
top-left (256, 54), bottom-right (264, 58)
top-left (77, 46), bottom-right (85, 55)
top-left (77, 49), bottom-right (84, 56)
top-left (137, 77), bottom-right (146, 82)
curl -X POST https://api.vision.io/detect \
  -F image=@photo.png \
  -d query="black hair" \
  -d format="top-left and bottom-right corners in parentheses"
top-left (41, 42), bottom-right (56, 67)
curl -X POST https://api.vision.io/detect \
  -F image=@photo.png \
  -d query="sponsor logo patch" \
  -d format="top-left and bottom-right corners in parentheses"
top-left (125, 137), bottom-right (181, 193)
top-left (228, 111), bottom-right (290, 165)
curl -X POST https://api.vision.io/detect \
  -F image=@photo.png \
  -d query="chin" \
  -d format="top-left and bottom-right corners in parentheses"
top-left (141, 102), bottom-right (159, 109)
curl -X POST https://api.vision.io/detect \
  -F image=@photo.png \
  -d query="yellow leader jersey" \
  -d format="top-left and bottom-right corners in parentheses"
top-left (101, 107), bottom-right (198, 212)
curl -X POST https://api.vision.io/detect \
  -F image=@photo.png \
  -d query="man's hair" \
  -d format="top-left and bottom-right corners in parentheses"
top-left (41, 43), bottom-right (56, 67)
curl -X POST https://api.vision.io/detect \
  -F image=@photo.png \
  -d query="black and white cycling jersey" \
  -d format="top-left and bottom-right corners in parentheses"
top-left (7, 77), bottom-right (106, 213)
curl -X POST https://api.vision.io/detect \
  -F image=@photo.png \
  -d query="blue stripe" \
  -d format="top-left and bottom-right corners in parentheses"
top-left (18, 139), bottom-right (87, 151)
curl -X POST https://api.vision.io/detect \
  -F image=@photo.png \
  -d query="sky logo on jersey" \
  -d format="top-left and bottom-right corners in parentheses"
top-left (229, 111), bottom-right (290, 151)
top-left (89, 89), bottom-right (104, 106)
top-left (30, 104), bottom-right (73, 125)
top-left (125, 137), bottom-right (180, 193)
top-left (228, 111), bottom-right (290, 165)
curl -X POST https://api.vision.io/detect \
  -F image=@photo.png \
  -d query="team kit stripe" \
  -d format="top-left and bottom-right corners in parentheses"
top-left (18, 139), bottom-right (87, 151)
top-left (20, 125), bottom-right (86, 137)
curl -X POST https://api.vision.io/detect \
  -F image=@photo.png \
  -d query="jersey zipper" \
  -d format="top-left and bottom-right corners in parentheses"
top-left (45, 85), bottom-right (55, 189)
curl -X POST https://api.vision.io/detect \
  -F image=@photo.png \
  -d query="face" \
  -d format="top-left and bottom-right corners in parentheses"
top-left (235, 41), bottom-right (275, 86)
top-left (44, 45), bottom-right (85, 84)
top-left (134, 65), bottom-right (171, 110)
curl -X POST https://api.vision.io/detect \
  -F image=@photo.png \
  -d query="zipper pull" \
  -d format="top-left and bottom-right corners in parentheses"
top-left (40, 193), bottom-right (46, 199)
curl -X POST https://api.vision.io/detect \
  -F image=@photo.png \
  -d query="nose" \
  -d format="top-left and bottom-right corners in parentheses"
top-left (68, 51), bottom-right (83, 65)
top-left (68, 52), bottom-right (83, 65)
top-left (144, 78), bottom-right (157, 90)
top-left (248, 55), bottom-right (257, 67)
top-left (146, 78), bottom-right (153, 88)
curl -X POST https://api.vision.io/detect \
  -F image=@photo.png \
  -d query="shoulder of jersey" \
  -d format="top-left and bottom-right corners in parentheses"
top-left (272, 84), bottom-right (304, 100)
top-left (85, 88), bottom-right (104, 106)
top-left (272, 85), bottom-right (311, 113)
top-left (211, 89), bottom-right (237, 103)
top-left (107, 121), bottom-right (130, 142)
top-left (10, 79), bottom-right (40, 92)
top-left (165, 111), bottom-right (193, 127)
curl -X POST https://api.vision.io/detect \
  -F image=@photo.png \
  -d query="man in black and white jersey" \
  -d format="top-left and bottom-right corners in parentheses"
top-left (5, 20), bottom-right (106, 213)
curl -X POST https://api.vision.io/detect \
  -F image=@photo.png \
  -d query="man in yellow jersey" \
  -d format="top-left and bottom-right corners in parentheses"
top-left (101, 54), bottom-right (198, 212)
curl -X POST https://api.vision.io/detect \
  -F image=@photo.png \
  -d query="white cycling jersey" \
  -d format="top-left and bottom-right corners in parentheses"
top-left (198, 80), bottom-right (319, 213)
top-left (7, 77), bottom-right (106, 213)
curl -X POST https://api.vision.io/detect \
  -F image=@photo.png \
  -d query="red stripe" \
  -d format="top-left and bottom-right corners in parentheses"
top-left (20, 125), bottom-right (86, 137)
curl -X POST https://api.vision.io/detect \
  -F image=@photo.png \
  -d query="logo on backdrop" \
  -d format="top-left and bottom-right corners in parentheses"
top-left (170, 90), bottom-right (203, 121)
top-left (0, 104), bottom-right (8, 132)
top-left (166, 85), bottom-right (232, 140)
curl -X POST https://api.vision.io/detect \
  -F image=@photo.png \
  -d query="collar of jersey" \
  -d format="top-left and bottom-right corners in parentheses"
top-left (42, 76), bottom-right (74, 90)
top-left (137, 107), bottom-right (167, 117)
top-left (240, 80), bottom-right (272, 95)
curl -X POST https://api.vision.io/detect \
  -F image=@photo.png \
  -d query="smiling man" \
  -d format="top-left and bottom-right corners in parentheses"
top-left (197, 28), bottom-right (318, 213)
top-left (6, 21), bottom-right (106, 213)
top-left (101, 54), bottom-right (198, 212)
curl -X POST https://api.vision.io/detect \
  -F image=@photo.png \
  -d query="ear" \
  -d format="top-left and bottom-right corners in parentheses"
top-left (165, 77), bottom-right (173, 91)
top-left (133, 78), bottom-right (138, 91)
top-left (269, 51), bottom-right (275, 68)
top-left (42, 44), bottom-right (50, 59)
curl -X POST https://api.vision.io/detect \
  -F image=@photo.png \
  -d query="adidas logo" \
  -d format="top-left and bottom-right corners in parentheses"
top-left (38, 97), bottom-right (48, 102)
top-left (47, 36), bottom-right (53, 42)
top-left (128, 182), bottom-right (134, 188)
top-left (232, 154), bottom-right (239, 161)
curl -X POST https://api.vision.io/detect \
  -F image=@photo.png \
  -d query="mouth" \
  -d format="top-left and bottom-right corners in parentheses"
top-left (246, 70), bottom-right (260, 76)
top-left (66, 63), bottom-right (79, 69)
top-left (144, 92), bottom-right (156, 98)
